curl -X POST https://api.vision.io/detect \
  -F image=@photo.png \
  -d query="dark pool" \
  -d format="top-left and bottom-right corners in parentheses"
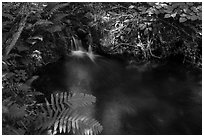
top-left (32, 51), bottom-right (202, 135)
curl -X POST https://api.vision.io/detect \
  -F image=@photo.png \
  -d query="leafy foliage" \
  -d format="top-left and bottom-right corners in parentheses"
top-left (90, 2), bottom-right (201, 66)
top-left (2, 2), bottom-right (201, 66)
top-left (2, 2), bottom-right (202, 135)
top-left (35, 92), bottom-right (102, 135)
top-left (2, 80), bottom-right (37, 135)
top-left (2, 51), bottom-right (41, 135)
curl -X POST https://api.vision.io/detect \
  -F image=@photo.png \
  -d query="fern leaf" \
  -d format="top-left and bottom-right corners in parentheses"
top-left (34, 19), bottom-right (53, 26)
top-left (48, 108), bottom-right (58, 129)
top-left (62, 109), bottom-right (70, 132)
top-left (55, 93), bottom-right (61, 112)
top-left (59, 114), bottom-right (103, 135)
top-left (51, 93), bottom-right (56, 111)
top-left (49, 3), bottom-right (70, 15)
top-left (68, 93), bottom-right (96, 108)
top-left (45, 98), bottom-right (52, 117)
top-left (53, 119), bottom-right (59, 134)
top-left (67, 119), bottom-right (71, 133)
top-left (59, 92), bottom-right (64, 110)
top-left (35, 92), bottom-right (102, 135)
top-left (62, 115), bottom-right (67, 133)
top-left (2, 13), bottom-right (14, 20)
top-left (57, 109), bottom-right (67, 133)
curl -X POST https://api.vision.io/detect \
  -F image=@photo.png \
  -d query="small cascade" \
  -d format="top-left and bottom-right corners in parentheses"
top-left (70, 36), bottom-right (99, 62)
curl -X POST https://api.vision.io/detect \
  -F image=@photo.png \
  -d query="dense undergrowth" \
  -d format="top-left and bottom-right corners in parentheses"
top-left (2, 2), bottom-right (202, 135)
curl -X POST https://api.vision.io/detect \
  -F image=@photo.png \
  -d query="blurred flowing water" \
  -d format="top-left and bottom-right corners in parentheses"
top-left (33, 51), bottom-right (202, 135)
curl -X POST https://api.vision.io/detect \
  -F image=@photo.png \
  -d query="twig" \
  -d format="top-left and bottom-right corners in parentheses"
top-left (149, 47), bottom-right (162, 59)
top-left (147, 38), bottom-right (162, 59)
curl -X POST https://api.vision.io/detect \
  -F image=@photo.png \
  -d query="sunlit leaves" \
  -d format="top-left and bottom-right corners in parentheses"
top-left (189, 15), bottom-right (198, 21)
top-left (34, 19), bottom-right (53, 26)
top-left (152, 2), bottom-right (201, 22)
top-left (164, 14), bottom-right (171, 18)
top-left (97, 2), bottom-right (201, 64)
top-left (179, 17), bottom-right (187, 23)
top-left (138, 24), bottom-right (147, 30)
top-left (128, 5), bottom-right (134, 9)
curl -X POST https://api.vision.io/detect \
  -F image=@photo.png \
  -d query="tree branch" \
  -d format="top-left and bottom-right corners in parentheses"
top-left (3, 15), bottom-right (28, 56)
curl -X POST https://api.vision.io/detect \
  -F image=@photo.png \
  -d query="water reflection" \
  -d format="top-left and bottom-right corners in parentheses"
top-left (32, 51), bottom-right (202, 135)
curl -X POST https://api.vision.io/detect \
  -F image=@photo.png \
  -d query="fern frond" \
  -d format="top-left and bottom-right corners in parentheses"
top-left (48, 3), bottom-right (70, 17)
top-left (34, 19), bottom-right (53, 27)
top-left (53, 13), bottom-right (69, 22)
top-left (68, 92), bottom-right (96, 108)
top-left (35, 92), bottom-right (102, 135)
top-left (2, 13), bottom-right (14, 20)
top-left (53, 110), bottom-right (103, 135)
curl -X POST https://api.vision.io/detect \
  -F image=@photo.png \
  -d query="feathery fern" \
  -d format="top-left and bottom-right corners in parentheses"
top-left (35, 92), bottom-right (103, 135)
